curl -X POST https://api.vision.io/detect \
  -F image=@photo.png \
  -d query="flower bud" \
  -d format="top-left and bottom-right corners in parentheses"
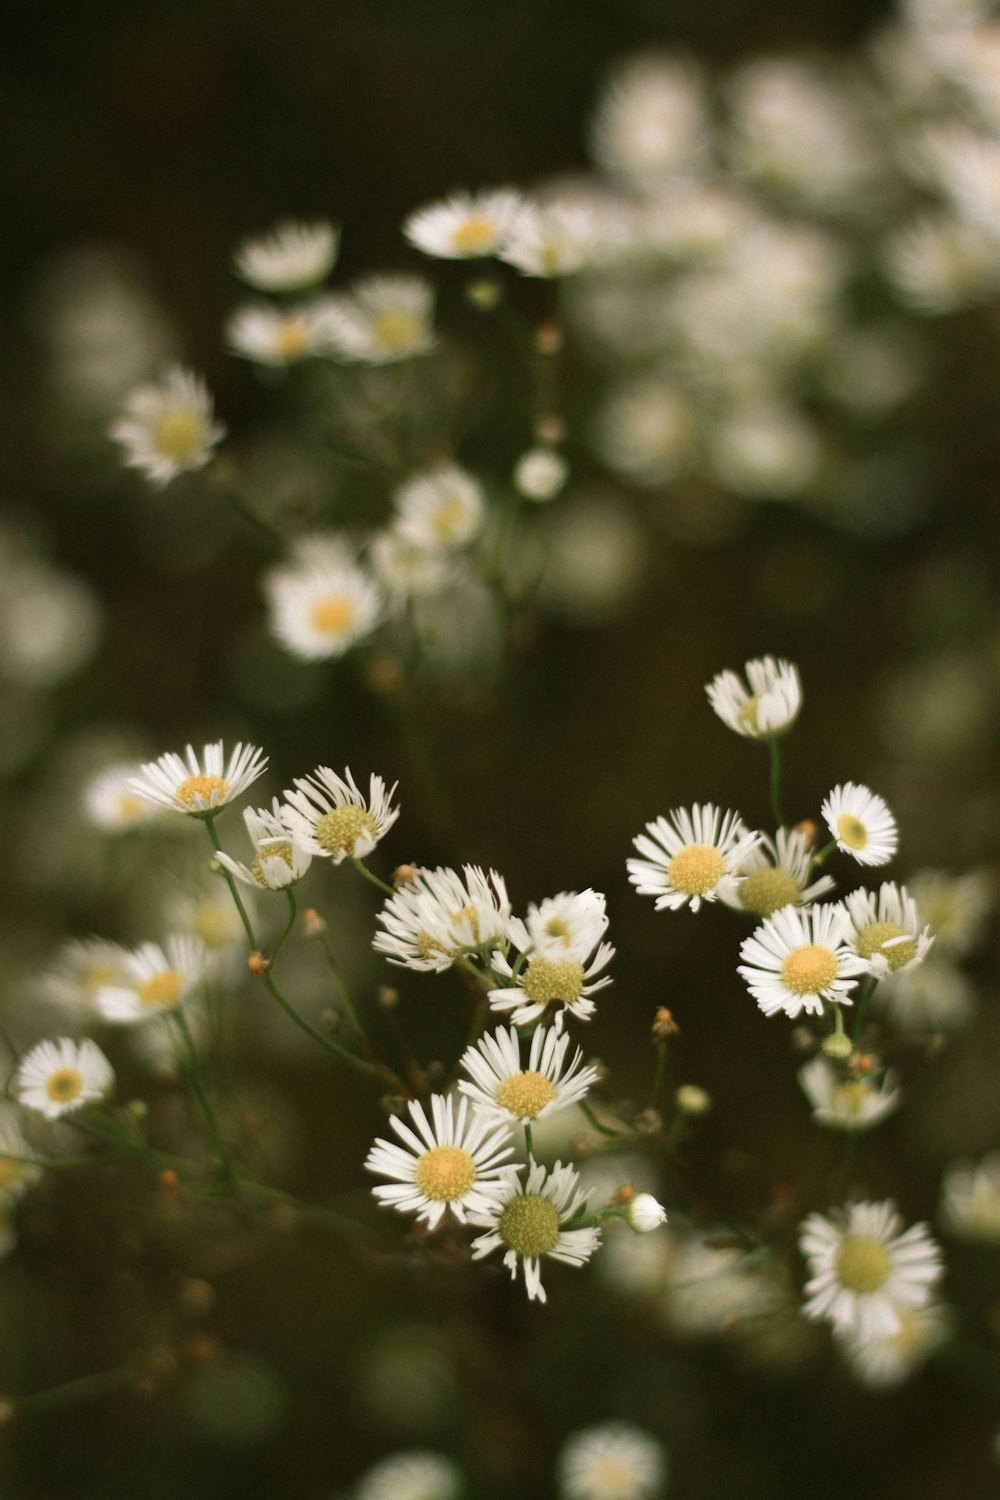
top-left (628, 1193), bottom-right (668, 1233)
top-left (675, 1084), bottom-right (711, 1115)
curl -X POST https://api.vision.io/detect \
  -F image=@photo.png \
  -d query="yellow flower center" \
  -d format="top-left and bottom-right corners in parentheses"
top-left (451, 216), bottom-right (498, 254)
top-left (372, 310), bottom-right (423, 355)
top-left (0, 1158), bottom-right (29, 1191)
top-left (520, 958), bottom-right (585, 1007)
top-left (736, 694), bottom-right (762, 733)
top-left (175, 773), bottom-right (230, 809)
top-left (835, 1234), bottom-right (892, 1294)
top-left (781, 943), bottom-right (839, 995)
top-left (315, 804), bottom-right (375, 856)
top-left (590, 1457), bottom-right (642, 1500)
top-left (115, 791), bottom-right (150, 824)
top-left (251, 841), bottom-right (295, 888)
top-left (275, 318), bottom-right (311, 360)
top-left (498, 1193), bottom-right (561, 1257)
top-left (310, 595), bottom-right (357, 637)
top-left (855, 921), bottom-right (916, 971)
top-left (46, 1068), bottom-right (83, 1103)
top-left (191, 899), bottom-right (238, 950)
top-left (138, 969), bottom-right (185, 1008)
top-left (416, 930), bottom-right (448, 961)
top-left (544, 917), bottom-right (572, 945)
top-left (837, 813), bottom-right (869, 851)
top-left (413, 1144), bottom-right (477, 1202)
top-left (152, 407), bottom-right (207, 462)
top-left (431, 497), bottom-right (471, 546)
top-left (81, 960), bottom-right (123, 997)
top-left (449, 904), bottom-right (481, 947)
top-left (495, 1070), bottom-right (558, 1120)
top-left (739, 867), bottom-right (801, 918)
top-left (668, 843), bottom-right (726, 896)
top-left (831, 1081), bottom-right (872, 1118)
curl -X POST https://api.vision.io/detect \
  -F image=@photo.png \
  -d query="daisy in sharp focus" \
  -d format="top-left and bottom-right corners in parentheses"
top-left (706, 655), bottom-right (802, 737)
top-left (233, 220), bottom-right (339, 292)
top-left (797, 1054), bottom-right (901, 1131)
top-left (365, 1092), bottom-right (517, 1230)
top-left (459, 1025), bottom-right (602, 1127)
top-left (799, 1199), bottom-right (943, 1340)
top-left (93, 936), bottom-right (207, 1023)
top-left (318, 274), bottom-right (436, 363)
top-left (264, 549), bottom-right (383, 662)
top-left (13, 1038), bottom-right (114, 1119)
top-left (404, 188), bottom-right (524, 259)
top-left (129, 741), bottom-right (267, 819)
top-left (558, 1422), bottom-right (668, 1500)
top-left (110, 366), bottom-right (225, 488)
top-left (738, 902), bottom-right (869, 1018)
top-left (821, 782), bottom-right (898, 866)
top-left (842, 882), bottom-right (933, 979)
top-left (281, 767), bottom-right (399, 864)
top-left (487, 889), bottom-right (615, 1029)
top-left (628, 804), bottom-right (761, 913)
top-left (227, 301), bottom-right (335, 366)
top-left (724, 827), bottom-right (835, 918)
top-left (213, 800), bottom-right (313, 890)
top-left (469, 1157), bottom-right (600, 1303)
top-left (392, 464), bottom-right (486, 552)
top-left (373, 865), bottom-right (511, 973)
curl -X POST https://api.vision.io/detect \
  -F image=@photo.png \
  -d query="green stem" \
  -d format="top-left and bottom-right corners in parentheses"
top-left (171, 1008), bottom-right (238, 1190)
top-left (0, 1149), bottom-right (92, 1170)
top-left (271, 888), bottom-right (298, 962)
top-left (767, 735), bottom-right (784, 828)
top-left (352, 859), bottom-right (395, 897)
top-left (524, 1123), bottom-right (533, 1159)
top-left (14, 1366), bottom-right (132, 1415)
top-left (578, 1101), bottom-right (624, 1139)
top-left (851, 976), bottom-right (879, 1046)
top-left (263, 971), bottom-right (404, 1092)
top-left (204, 816), bottom-right (256, 946)
top-left (810, 839), bottom-right (837, 872)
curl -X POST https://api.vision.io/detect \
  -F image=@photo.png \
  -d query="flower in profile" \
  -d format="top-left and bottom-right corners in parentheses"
top-left (213, 800), bottom-right (313, 890)
top-left (129, 741), bottom-right (267, 819)
top-left (513, 447), bottom-right (568, 501)
top-left (94, 936), bottom-right (207, 1023)
top-left (725, 827), bottom-right (835, 919)
top-left (233, 219), bottom-right (339, 292)
top-left (264, 547), bottom-right (383, 661)
top-left (459, 1025), bottom-right (601, 1126)
top-left (319, 273), bottom-right (435, 362)
top-left (799, 1199), bottom-right (943, 1339)
top-left (355, 1451), bottom-right (463, 1500)
top-left (470, 1158), bottom-right (600, 1303)
top-left (842, 882), bottom-right (933, 978)
top-left (797, 1055), bottom-right (901, 1131)
top-left (739, 902), bottom-right (868, 1019)
top-left (628, 804), bottom-right (760, 913)
top-left (365, 1093), bottom-right (517, 1230)
top-left (227, 301), bottom-right (335, 365)
top-left (821, 783), bottom-right (898, 867)
top-left (558, 1421), bottom-right (668, 1500)
top-left (392, 465), bottom-right (486, 552)
top-left (14, 1037), bottom-right (115, 1119)
top-left (404, 188), bottom-right (523, 259)
top-left (110, 366), bottom-right (225, 487)
top-left (83, 762), bottom-right (163, 831)
top-left (498, 201), bottom-right (600, 278)
top-left (835, 1301), bottom-right (950, 1390)
top-left (373, 865), bottom-right (511, 973)
top-left (487, 891), bottom-right (615, 1029)
top-left (941, 1154), bottom-right (1000, 1244)
top-left (281, 767), bottom-right (399, 864)
top-left (706, 656), bottom-right (802, 738)
top-left (627, 1194), bottom-right (669, 1235)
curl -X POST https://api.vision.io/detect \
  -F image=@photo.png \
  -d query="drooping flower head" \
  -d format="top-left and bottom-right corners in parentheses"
top-left (213, 800), bottom-right (314, 890)
top-left (129, 741), bottom-right (267, 819)
top-left (110, 366), bottom-right (226, 488)
top-left (628, 804), bottom-right (761, 913)
top-left (373, 865), bottom-right (511, 973)
top-left (469, 1158), bottom-right (600, 1303)
top-left (706, 655), bottom-right (802, 738)
top-left (797, 1055), bottom-right (901, 1131)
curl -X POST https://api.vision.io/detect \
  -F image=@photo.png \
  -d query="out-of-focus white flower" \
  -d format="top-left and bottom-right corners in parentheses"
top-left (590, 53), bottom-right (710, 188)
top-left (130, 741), bottom-right (267, 819)
top-left (459, 1025), bottom-right (601, 1126)
top-left (373, 866), bottom-right (511, 973)
top-left (941, 1153), bottom-right (1000, 1242)
top-left (14, 1037), bottom-right (114, 1118)
top-left (706, 656), bottom-right (801, 739)
top-left (708, 400), bottom-right (824, 499)
top-left (38, 937), bottom-right (132, 1018)
top-left (404, 188), bottom-right (523, 259)
top-left (908, 869), bottom-right (992, 958)
top-left (281, 767), bottom-right (399, 864)
top-left (355, 1451), bottom-right (463, 1500)
top-left (213, 801), bottom-right (313, 890)
top-left (227, 301), bottom-right (335, 365)
top-left (513, 447), bottom-right (568, 501)
top-left (558, 1421), bottom-right (668, 1500)
top-left (94, 936), bottom-right (207, 1023)
top-left (738, 903), bottom-right (868, 1019)
top-left (393, 465), bottom-right (485, 551)
top-left (318, 274), bottom-right (435, 362)
top-left (469, 1158), bottom-right (600, 1303)
top-left (662, 1228), bottom-right (778, 1338)
top-left (628, 804), bottom-right (760, 913)
top-left (877, 955), bottom-right (974, 1030)
top-left (593, 375), bottom-right (698, 487)
top-left (0, 1108), bottom-right (42, 1201)
top-left (110, 366), bottom-right (225, 487)
top-left (541, 494), bottom-right (647, 623)
top-left (83, 761), bottom-right (163, 831)
top-left (0, 565), bottom-right (102, 690)
top-left (800, 1199), bottom-right (943, 1339)
top-left (636, 181), bottom-right (755, 260)
top-left (883, 212), bottom-right (1000, 312)
top-left (365, 1093), bottom-right (516, 1230)
top-left (834, 1301), bottom-right (950, 1389)
top-left (264, 548), bottom-right (383, 660)
top-left (369, 530), bottom-right (449, 604)
top-left (233, 220), bottom-right (339, 292)
top-left (498, 201), bottom-right (601, 278)
top-left (821, 783), bottom-right (898, 867)
top-left (725, 828), bottom-right (835, 919)
top-left (798, 1055), bottom-right (901, 1131)
top-left (842, 882), bottom-right (933, 978)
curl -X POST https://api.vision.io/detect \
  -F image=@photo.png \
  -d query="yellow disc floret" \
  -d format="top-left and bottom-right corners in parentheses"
top-left (175, 773), bottom-right (230, 809)
top-left (431, 497), bottom-right (471, 546)
top-left (854, 921), bottom-right (916, 971)
top-left (251, 841), bottom-right (295, 888)
top-left (837, 813), bottom-right (869, 851)
top-left (311, 596), bottom-right (356, 637)
top-left (781, 943), bottom-right (839, 995)
top-left (736, 695), bottom-right (762, 733)
top-left (451, 217), bottom-right (498, 254)
top-left (831, 1081), bottom-right (872, 1118)
top-left (739, 867), bottom-right (801, 917)
top-left (45, 1068), bottom-right (83, 1104)
top-left (498, 1192), bottom-right (561, 1257)
top-left (138, 969), bottom-right (185, 1009)
top-left (0, 1159), bottom-right (29, 1191)
top-left (153, 408), bottom-right (207, 463)
top-left (495, 1070), bottom-right (558, 1120)
top-left (520, 958), bottom-right (585, 1007)
top-left (835, 1234), bottom-right (892, 1294)
top-left (668, 843), bottom-right (726, 896)
top-left (315, 804), bottom-right (375, 856)
top-left (275, 318), bottom-right (311, 360)
top-left (413, 1144), bottom-right (477, 1202)
top-left (373, 310), bottom-right (422, 355)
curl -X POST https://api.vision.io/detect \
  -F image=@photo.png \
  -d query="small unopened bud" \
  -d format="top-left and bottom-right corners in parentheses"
top-left (125, 1098), bottom-right (148, 1123)
top-left (627, 1192), bottom-right (668, 1233)
top-left (376, 985), bottom-right (400, 1010)
top-left (535, 320), bottom-right (563, 355)
top-left (247, 951), bottom-right (272, 977)
top-left (850, 1052), bottom-right (875, 1074)
top-left (534, 414), bottom-right (566, 445)
top-left (633, 1107), bottom-right (663, 1135)
top-left (183, 1334), bottom-right (222, 1366)
top-left (790, 1025), bottom-right (817, 1053)
top-left (794, 819), bottom-right (819, 846)
top-left (393, 864), bottom-right (418, 888)
top-left (675, 1084), bottom-right (711, 1116)
top-left (301, 907), bottom-right (327, 938)
top-left (319, 1008), bottom-right (342, 1034)
top-left (613, 1184), bottom-right (637, 1206)
top-left (652, 1007), bottom-right (680, 1042)
top-left (159, 1169), bottom-right (181, 1196)
top-left (465, 276), bottom-right (502, 310)
top-left (822, 1030), bottom-right (853, 1060)
top-left (209, 857), bottom-right (222, 875)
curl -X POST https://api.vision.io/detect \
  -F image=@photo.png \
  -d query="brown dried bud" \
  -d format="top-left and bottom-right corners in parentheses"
top-left (247, 951), bottom-right (272, 977)
top-left (633, 1107), bottom-right (663, 1135)
top-left (850, 1053), bottom-right (875, 1075)
top-left (0, 1397), bottom-right (15, 1427)
top-left (301, 907), bottom-right (327, 937)
top-left (535, 321), bottom-right (563, 355)
top-left (613, 1184), bottom-right (637, 1206)
top-left (376, 985), bottom-right (400, 1010)
top-left (652, 1007), bottom-right (680, 1042)
top-left (790, 1025), bottom-right (817, 1053)
top-left (159, 1169), bottom-right (181, 1197)
top-left (381, 1094), bottom-right (408, 1117)
top-left (319, 1008), bottom-right (342, 1034)
top-left (393, 864), bottom-right (419, 887)
top-left (534, 414), bottom-right (566, 445)
top-left (183, 1335), bottom-right (222, 1366)
top-left (794, 819), bottom-right (819, 846)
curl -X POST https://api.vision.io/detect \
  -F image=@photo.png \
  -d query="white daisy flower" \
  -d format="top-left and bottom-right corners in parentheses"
top-left (738, 902), bottom-right (868, 1019)
top-left (941, 1153), bottom-right (1000, 1244)
top-left (487, 896), bottom-right (614, 1030)
top-left (0, 1109), bottom-right (42, 1200)
top-left (373, 865), bottom-right (511, 973)
top-left (558, 1421), bottom-right (668, 1500)
top-left (233, 220), bottom-right (339, 292)
top-left (213, 800), bottom-right (313, 890)
top-left (264, 550), bottom-right (383, 661)
top-left (165, 890), bottom-right (248, 979)
top-left (83, 762), bottom-right (163, 831)
top-left (908, 868), bottom-right (992, 958)
top-left (365, 1092), bottom-right (517, 1230)
top-left (355, 1451), bottom-right (463, 1500)
top-left (835, 1301), bottom-right (950, 1389)
top-left (705, 656), bottom-right (802, 738)
top-left (469, 1158), bottom-right (600, 1303)
top-left (392, 465), bottom-right (485, 552)
top-left (13, 1037), bottom-right (115, 1119)
top-left (799, 1199), bottom-right (943, 1340)
top-left (842, 882), bottom-right (934, 979)
top-left (797, 1055), bottom-right (901, 1131)
top-left (628, 804), bottom-right (761, 913)
top-left (512, 888), bottom-right (611, 962)
top-left (513, 447), bottom-right (568, 501)
top-left (627, 1193), bottom-right (669, 1234)
top-left (369, 530), bottom-right (449, 604)
top-left (318, 274), bottom-right (435, 363)
top-left (227, 300), bottom-right (335, 366)
top-left (821, 783), bottom-right (898, 867)
top-left (498, 201), bottom-right (600, 278)
top-left (877, 955), bottom-right (974, 1031)
top-left (725, 828), bottom-right (835, 919)
top-left (281, 767), bottom-right (399, 864)
top-left (94, 935), bottom-right (207, 1023)
top-left (110, 366), bottom-right (225, 488)
top-left (38, 937), bottom-right (132, 1018)
top-left (458, 1025), bottom-right (602, 1126)
top-left (129, 741), bottom-right (267, 819)
top-left (403, 188), bottom-right (524, 259)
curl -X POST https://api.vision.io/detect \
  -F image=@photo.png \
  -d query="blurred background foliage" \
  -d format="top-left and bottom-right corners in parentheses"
top-left (1, 0), bottom-right (999, 1497)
